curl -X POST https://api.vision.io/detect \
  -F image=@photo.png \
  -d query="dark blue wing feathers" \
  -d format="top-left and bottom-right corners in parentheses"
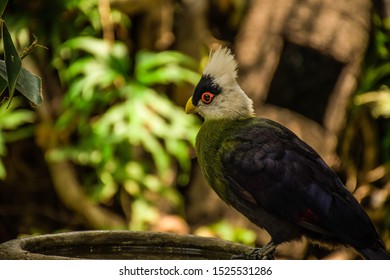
top-left (219, 118), bottom-right (382, 248)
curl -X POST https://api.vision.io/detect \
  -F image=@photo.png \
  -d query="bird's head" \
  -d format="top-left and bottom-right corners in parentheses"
top-left (185, 46), bottom-right (254, 120)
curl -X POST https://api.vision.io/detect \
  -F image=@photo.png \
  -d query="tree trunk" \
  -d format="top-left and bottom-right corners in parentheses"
top-left (235, 0), bottom-right (372, 164)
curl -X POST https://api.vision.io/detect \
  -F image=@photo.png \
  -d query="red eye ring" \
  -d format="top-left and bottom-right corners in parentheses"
top-left (201, 92), bottom-right (215, 104)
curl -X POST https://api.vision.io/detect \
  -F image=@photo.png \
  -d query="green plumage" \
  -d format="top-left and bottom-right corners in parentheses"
top-left (196, 117), bottom-right (263, 210)
top-left (196, 118), bottom-right (232, 202)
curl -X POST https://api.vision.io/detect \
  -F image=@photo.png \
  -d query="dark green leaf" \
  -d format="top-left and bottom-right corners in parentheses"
top-left (0, 75), bottom-right (7, 97)
top-left (16, 66), bottom-right (43, 106)
top-left (0, 61), bottom-right (43, 106)
top-left (2, 21), bottom-right (22, 106)
top-left (0, 0), bottom-right (8, 18)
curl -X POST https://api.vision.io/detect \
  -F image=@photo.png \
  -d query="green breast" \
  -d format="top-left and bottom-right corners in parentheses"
top-left (195, 119), bottom-right (240, 202)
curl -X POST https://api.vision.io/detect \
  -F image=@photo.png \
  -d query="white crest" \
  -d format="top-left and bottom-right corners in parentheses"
top-left (203, 46), bottom-right (238, 88)
top-left (196, 46), bottom-right (255, 120)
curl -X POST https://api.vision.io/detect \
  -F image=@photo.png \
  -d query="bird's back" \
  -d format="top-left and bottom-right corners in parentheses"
top-left (196, 117), bottom-right (389, 258)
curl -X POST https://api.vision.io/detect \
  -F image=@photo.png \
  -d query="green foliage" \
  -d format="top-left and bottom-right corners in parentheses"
top-left (51, 32), bottom-right (200, 229)
top-left (358, 14), bottom-right (390, 93)
top-left (0, 97), bottom-right (35, 179)
top-left (355, 86), bottom-right (390, 118)
top-left (195, 220), bottom-right (257, 246)
top-left (355, 86), bottom-right (390, 163)
top-left (136, 51), bottom-right (200, 86)
top-left (0, 0), bottom-right (42, 106)
top-left (355, 12), bottom-right (390, 163)
top-left (1, 0), bottom-right (200, 231)
top-left (0, 0), bottom-right (8, 18)
top-left (0, 61), bottom-right (43, 105)
top-left (0, 0), bottom-right (40, 179)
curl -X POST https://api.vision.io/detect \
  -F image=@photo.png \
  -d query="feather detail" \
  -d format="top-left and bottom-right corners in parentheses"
top-left (203, 46), bottom-right (238, 90)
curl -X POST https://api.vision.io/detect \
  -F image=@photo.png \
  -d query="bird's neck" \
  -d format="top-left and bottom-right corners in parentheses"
top-left (195, 119), bottom-right (233, 201)
top-left (195, 118), bottom-right (253, 202)
top-left (222, 86), bottom-right (255, 120)
top-left (196, 119), bottom-right (228, 152)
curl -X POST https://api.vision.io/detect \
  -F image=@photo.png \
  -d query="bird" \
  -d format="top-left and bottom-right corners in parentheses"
top-left (185, 46), bottom-right (390, 260)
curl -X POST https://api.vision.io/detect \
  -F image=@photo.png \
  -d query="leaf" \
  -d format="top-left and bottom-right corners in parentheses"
top-left (0, 160), bottom-right (5, 180)
top-left (137, 51), bottom-right (195, 71)
top-left (0, 109), bottom-right (34, 129)
top-left (135, 51), bottom-right (200, 86)
top-left (0, 0), bottom-right (8, 18)
top-left (0, 61), bottom-right (43, 106)
top-left (0, 75), bottom-right (7, 97)
top-left (15, 66), bottom-right (42, 106)
top-left (355, 87), bottom-right (390, 118)
top-left (2, 21), bottom-right (22, 107)
top-left (129, 198), bottom-right (159, 231)
top-left (0, 97), bottom-right (35, 129)
top-left (60, 37), bottom-right (128, 63)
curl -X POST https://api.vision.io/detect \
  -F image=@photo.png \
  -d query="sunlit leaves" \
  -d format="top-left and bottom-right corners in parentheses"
top-left (59, 36), bottom-right (128, 65)
top-left (129, 198), bottom-right (159, 231)
top-left (359, 13), bottom-right (390, 93)
top-left (355, 12), bottom-right (390, 165)
top-left (136, 51), bottom-right (200, 86)
top-left (195, 220), bottom-right (257, 246)
top-left (0, 98), bottom-right (35, 179)
top-left (355, 86), bottom-right (390, 118)
top-left (52, 33), bottom-right (200, 229)
top-left (55, 37), bottom-right (128, 105)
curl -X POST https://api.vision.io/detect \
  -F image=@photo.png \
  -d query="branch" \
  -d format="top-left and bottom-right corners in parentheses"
top-left (48, 159), bottom-right (126, 229)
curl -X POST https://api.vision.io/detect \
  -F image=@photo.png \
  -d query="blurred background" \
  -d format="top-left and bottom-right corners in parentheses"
top-left (0, 0), bottom-right (390, 259)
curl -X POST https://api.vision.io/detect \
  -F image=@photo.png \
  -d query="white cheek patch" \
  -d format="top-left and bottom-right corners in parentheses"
top-left (199, 86), bottom-right (254, 120)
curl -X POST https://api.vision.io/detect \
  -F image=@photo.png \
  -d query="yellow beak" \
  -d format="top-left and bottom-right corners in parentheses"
top-left (185, 96), bottom-right (198, 114)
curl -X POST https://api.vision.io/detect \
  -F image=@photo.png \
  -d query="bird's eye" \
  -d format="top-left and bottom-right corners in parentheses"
top-left (201, 92), bottom-right (215, 104)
